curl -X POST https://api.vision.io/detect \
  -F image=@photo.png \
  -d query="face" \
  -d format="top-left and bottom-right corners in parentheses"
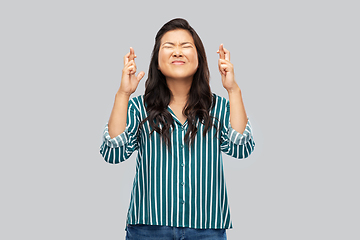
top-left (158, 29), bottom-right (198, 81)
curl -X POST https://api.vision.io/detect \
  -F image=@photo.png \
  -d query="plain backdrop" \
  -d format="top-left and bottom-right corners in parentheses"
top-left (1, 0), bottom-right (359, 239)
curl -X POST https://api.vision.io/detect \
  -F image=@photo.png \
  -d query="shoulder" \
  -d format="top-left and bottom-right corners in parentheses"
top-left (211, 92), bottom-right (229, 109)
top-left (128, 94), bottom-right (144, 113)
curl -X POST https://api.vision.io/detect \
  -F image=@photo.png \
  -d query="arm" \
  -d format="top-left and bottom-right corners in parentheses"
top-left (219, 99), bottom-right (255, 159)
top-left (108, 93), bottom-right (130, 138)
top-left (228, 86), bottom-right (248, 134)
top-left (100, 99), bottom-right (140, 163)
top-left (100, 47), bottom-right (144, 164)
top-left (218, 44), bottom-right (255, 159)
top-left (217, 44), bottom-right (247, 134)
top-left (108, 47), bottom-right (144, 138)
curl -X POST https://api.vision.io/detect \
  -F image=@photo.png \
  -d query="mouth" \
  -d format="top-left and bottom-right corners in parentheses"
top-left (172, 61), bottom-right (185, 65)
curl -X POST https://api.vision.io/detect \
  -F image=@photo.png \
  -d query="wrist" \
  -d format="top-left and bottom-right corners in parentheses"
top-left (116, 90), bottom-right (131, 99)
top-left (227, 86), bottom-right (241, 95)
top-left (115, 92), bottom-right (131, 104)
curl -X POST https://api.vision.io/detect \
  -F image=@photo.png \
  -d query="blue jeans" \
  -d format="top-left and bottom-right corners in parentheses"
top-left (125, 224), bottom-right (227, 240)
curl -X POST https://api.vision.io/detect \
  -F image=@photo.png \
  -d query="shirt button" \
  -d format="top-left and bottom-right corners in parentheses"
top-left (181, 163), bottom-right (184, 167)
top-left (180, 144), bottom-right (183, 148)
top-left (181, 182), bottom-right (185, 185)
top-left (181, 200), bottom-right (185, 204)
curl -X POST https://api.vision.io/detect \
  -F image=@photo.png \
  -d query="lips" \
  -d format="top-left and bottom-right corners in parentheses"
top-left (172, 61), bottom-right (185, 65)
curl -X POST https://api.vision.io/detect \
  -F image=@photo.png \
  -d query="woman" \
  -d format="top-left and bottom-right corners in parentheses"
top-left (100, 18), bottom-right (255, 240)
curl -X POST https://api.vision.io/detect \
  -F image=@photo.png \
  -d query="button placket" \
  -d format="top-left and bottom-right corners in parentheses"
top-left (178, 123), bottom-right (186, 217)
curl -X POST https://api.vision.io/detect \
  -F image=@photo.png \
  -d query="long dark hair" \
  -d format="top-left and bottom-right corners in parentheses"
top-left (139, 18), bottom-right (218, 150)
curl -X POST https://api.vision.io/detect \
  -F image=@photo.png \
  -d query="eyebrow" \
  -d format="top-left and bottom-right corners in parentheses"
top-left (162, 42), bottom-right (194, 46)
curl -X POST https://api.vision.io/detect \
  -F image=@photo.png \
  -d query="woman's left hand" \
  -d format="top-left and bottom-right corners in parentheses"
top-left (217, 44), bottom-right (239, 92)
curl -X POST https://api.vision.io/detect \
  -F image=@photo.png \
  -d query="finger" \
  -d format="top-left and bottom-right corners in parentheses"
top-left (218, 61), bottom-right (226, 75)
top-left (218, 44), bottom-right (225, 59)
top-left (219, 59), bottom-right (230, 73)
top-left (127, 60), bottom-right (136, 74)
top-left (124, 59), bottom-right (135, 68)
top-left (219, 68), bottom-right (226, 76)
top-left (218, 59), bottom-right (229, 63)
top-left (219, 59), bottom-right (233, 69)
top-left (128, 66), bottom-right (135, 74)
top-left (218, 44), bottom-right (225, 60)
top-left (219, 66), bottom-right (227, 75)
top-left (129, 47), bottom-right (135, 61)
top-left (124, 52), bottom-right (131, 65)
top-left (218, 59), bottom-right (230, 68)
top-left (223, 47), bottom-right (230, 61)
top-left (137, 71), bottom-right (145, 81)
top-left (220, 63), bottom-right (229, 70)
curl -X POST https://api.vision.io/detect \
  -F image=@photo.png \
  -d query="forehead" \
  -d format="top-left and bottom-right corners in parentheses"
top-left (160, 29), bottom-right (194, 44)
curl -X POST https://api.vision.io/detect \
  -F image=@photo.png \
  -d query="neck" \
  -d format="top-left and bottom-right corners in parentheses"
top-left (166, 77), bottom-right (192, 105)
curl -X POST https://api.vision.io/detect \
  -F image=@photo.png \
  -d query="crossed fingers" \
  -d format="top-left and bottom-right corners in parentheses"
top-left (217, 44), bottom-right (230, 61)
top-left (124, 47), bottom-right (137, 65)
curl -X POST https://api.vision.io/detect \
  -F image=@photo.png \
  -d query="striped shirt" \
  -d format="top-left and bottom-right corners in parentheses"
top-left (99, 92), bottom-right (255, 230)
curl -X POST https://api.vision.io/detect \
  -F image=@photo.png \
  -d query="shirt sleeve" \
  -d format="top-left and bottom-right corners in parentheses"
top-left (99, 99), bottom-right (140, 164)
top-left (220, 100), bottom-right (255, 159)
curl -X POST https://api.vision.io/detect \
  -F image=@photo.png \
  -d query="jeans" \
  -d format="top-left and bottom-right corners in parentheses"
top-left (125, 224), bottom-right (227, 240)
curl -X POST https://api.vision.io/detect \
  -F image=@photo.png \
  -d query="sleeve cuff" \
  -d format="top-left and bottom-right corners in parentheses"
top-left (228, 118), bottom-right (253, 145)
top-left (103, 123), bottom-right (129, 148)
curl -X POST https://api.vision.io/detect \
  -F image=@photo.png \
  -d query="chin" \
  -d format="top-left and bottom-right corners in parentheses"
top-left (169, 74), bottom-right (194, 80)
top-left (170, 71), bottom-right (197, 80)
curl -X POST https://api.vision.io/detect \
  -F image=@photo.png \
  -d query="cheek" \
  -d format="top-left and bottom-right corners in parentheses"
top-left (158, 51), bottom-right (170, 64)
top-left (158, 54), bottom-right (166, 69)
top-left (187, 50), bottom-right (198, 63)
top-left (191, 52), bottom-right (199, 68)
top-left (194, 54), bottom-right (199, 65)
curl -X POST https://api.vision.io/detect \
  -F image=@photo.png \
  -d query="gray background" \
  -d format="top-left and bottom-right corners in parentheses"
top-left (1, 0), bottom-right (359, 239)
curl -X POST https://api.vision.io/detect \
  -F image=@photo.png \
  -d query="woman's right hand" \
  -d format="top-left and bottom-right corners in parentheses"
top-left (118, 47), bottom-right (145, 96)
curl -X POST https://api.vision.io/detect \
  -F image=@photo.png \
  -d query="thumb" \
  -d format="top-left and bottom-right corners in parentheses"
top-left (136, 71), bottom-right (145, 81)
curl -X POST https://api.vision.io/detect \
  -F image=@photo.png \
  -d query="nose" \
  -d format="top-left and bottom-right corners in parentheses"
top-left (172, 47), bottom-right (183, 57)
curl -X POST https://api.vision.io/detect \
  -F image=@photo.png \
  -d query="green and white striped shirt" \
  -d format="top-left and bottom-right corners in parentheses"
top-left (100, 93), bottom-right (255, 230)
